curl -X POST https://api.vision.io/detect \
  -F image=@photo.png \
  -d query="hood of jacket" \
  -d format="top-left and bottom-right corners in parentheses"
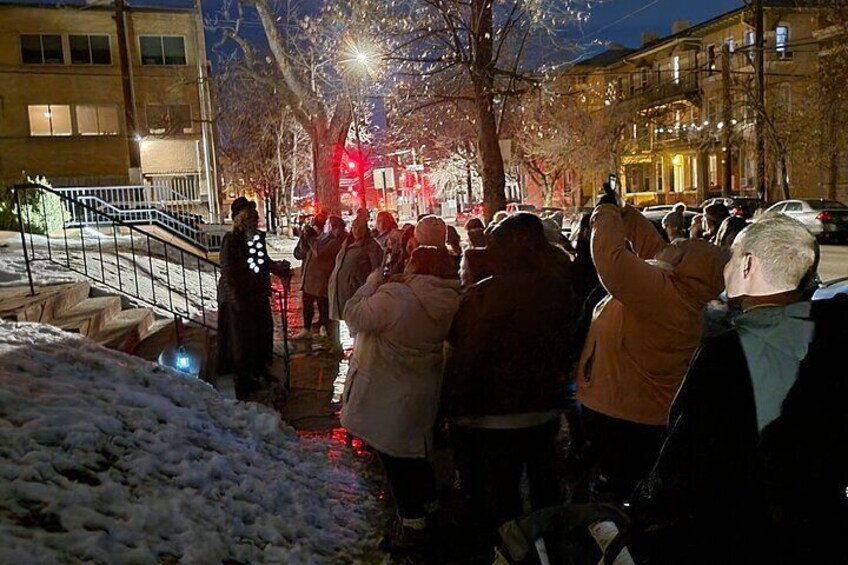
top-left (655, 238), bottom-right (729, 308)
top-left (400, 274), bottom-right (461, 322)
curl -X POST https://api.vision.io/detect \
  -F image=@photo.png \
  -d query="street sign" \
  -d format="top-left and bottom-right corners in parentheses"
top-left (373, 167), bottom-right (396, 189)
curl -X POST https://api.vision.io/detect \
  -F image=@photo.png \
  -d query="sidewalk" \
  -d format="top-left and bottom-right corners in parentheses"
top-left (239, 237), bottom-right (355, 437)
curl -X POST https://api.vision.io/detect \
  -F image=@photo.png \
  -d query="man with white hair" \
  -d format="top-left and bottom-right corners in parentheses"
top-left (631, 213), bottom-right (848, 564)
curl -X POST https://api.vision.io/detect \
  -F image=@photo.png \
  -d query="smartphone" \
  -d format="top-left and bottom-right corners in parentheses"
top-left (608, 173), bottom-right (619, 193)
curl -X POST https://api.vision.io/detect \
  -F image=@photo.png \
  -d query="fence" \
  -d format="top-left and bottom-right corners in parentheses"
top-left (13, 182), bottom-right (220, 330)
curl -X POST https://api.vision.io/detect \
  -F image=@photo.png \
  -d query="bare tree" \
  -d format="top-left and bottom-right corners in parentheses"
top-left (212, 0), bottom-right (365, 213)
top-left (362, 0), bottom-right (591, 221)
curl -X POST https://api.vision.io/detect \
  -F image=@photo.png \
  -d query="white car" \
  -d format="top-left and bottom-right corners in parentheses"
top-left (766, 199), bottom-right (848, 241)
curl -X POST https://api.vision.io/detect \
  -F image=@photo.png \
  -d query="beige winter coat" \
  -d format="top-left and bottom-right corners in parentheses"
top-left (341, 271), bottom-right (461, 458)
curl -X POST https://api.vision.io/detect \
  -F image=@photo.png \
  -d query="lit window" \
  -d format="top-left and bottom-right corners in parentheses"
top-left (709, 155), bottom-right (718, 186)
top-left (745, 30), bottom-right (755, 47)
top-left (673, 56), bottom-right (680, 84)
top-left (775, 25), bottom-right (789, 53)
top-left (76, 105), bottom-right (120, 135)
top-left (656, 159), bottom-right (664, 192)
top-left (20, 34), bottom-right (63, 65)
top-left (707, 45), bottom-right (717, 74)
top-left (140, 35), bottom-right (186, 65)
top-left (70, 35), bottom-right (111, 65)
top-left (726, 38), bottom-right (735, 53)
top-left (28, 105), bottom-right (72, 136)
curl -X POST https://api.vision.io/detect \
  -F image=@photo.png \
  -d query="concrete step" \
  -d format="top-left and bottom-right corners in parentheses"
top-left (94, 308), bottom-right (155, 353)
top-left (0, 282), bottom-right (90, 323)
top-left (51, 296), bottom-right (123, 338)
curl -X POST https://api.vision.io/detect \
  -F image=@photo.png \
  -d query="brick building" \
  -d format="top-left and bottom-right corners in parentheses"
top-left (0, 1), bottom-right (218, 214)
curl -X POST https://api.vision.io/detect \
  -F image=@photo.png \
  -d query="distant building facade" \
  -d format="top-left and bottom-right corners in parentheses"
top-left (521, 1), bottom-right (847, 207)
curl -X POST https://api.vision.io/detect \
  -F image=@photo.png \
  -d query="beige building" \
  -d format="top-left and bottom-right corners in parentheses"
top-left (560, 1), bottom-right (847, 206)
top-left (0, 2), bottom-right (217, 213)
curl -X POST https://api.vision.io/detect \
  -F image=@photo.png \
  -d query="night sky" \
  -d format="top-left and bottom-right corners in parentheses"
top-left (583, 0), bottom-right (745, 49)
top-left (2, 0), bottom-right (749, 58)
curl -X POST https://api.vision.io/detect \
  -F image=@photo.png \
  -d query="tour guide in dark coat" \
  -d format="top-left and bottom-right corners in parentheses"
top-left (217, 197), bottom-right (290, 391)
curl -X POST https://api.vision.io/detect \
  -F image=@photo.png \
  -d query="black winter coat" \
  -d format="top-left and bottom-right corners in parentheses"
top-left (216, 230), bottom-right (274, 378)
top-left (441, 250), bottom-right (579, 418)
top-left (633, 295), bottom-right (848, 565)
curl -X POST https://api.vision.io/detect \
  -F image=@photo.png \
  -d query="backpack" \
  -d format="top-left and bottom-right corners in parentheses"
top-left (494, 504), bottom-right (634, 565)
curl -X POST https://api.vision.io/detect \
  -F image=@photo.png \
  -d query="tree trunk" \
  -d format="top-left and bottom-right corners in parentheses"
top-left (780, 155), bottom-right (791, 200)
top-left (542, 176), bottom-right (553, 208)
top-left (472, 0), bottom-right (506, 223)
top-left (312, 133), bottom-right (343, 214)
top-left (828, 151), bottom-right (838, 201)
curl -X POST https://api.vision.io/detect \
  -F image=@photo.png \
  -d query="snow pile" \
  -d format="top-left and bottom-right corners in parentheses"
top-left (0, 321), bottom-right (381, 563)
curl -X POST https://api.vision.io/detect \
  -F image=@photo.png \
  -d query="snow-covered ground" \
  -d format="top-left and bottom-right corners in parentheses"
top-left (0, 321), bottom-right (382, 563)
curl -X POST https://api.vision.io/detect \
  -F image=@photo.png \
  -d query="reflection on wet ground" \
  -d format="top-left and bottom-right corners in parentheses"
top-left (238, 273), bottom-right (354, 436)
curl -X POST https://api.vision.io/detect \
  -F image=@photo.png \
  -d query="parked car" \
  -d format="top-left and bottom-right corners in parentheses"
top-left (700, 196), bottom-right (765, 219)
top-left (814, 276), bottom-right (848, 300)
top-left (641, 209), bottom-right (700, 240)
top-left (765, 199), bottom-right (848, 242)
top-left (642, 204), bottom-right (678, 213)
top-left (506, 202), bottom-right (539, 214)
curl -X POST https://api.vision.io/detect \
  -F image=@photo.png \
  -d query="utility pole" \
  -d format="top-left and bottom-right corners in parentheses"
top-left (754, 0), bottom-right (766, 201)
top-left (115, 0), bottom-right (141, 183)
top-left (722, 43), bottom-right (733, 197)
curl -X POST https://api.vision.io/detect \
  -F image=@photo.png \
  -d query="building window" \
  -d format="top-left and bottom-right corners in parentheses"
top-left (709, 154), bottom-right (718, 186)
top-left (726, 38), bottom-right (736, 53)
top-left (707, 45), bottom-right (717, 74)
top-left (147, 104), bottom-right (192, 134)
top-left (745, 30), bottom-right (755, 46)
top-left (656, 159), bottom-right (664, 192)
top-left (70, 34), bottom-right (111, 65)
top-left (20, 34), bottom-right (63, 64)
top-left (139, 36), bottom-right (186, 66)
top-left (775, 24), bottom-right (789, 54)
top-left (690, 156), bottom-right (699, 189)
top-left (76, 105), bottom-right (120, 135)
top-left (672, 56), bottom-right (680, 84)
top-left (28, 105), bottom-right (72, 136)
top-left (640, 68), bottom-right (649, 89)
top-left (777, 83), bottom-right (792, 112)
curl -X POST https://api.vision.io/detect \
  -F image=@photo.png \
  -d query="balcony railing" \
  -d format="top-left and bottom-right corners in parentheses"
top-left (636, 71), bottom-right (700, 105)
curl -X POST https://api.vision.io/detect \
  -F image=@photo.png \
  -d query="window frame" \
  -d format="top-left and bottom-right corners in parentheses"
top-left (707, 44), bottom-right (717, 75)
top-left (20, 33), bottom-right (64, 65)
top-left (146, 103), bottom-right (193, 135)
top-left (775, 24), bottom-right (790, 54)
top-left (138, 35), bottom-right (187, 66)
top-left (28, 104), bottom-right (73, 137)
top-left (69, 34), bottom-right (112, 65)
top-left (672, 55), bottom-right (680, 84)
top-left (75, 104), bottom-right (120, 136)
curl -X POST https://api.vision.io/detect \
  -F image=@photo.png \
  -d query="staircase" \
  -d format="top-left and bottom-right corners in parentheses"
top-left (0, 281), bottom-right (198, 365)
top-left (9, 182), bottom-right (290, 394)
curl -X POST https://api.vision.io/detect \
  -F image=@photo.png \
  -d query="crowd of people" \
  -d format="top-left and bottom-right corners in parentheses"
top-left (218, 191), bottom-right (847, 564)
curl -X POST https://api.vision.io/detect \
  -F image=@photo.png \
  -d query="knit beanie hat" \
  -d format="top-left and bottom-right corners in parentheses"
top-left (414, 215), bottom-right (447, 247)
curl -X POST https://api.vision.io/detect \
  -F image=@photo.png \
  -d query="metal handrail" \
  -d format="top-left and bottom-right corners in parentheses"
top-left (13, 182), bottom-right (293, 382)
top-left (13, 182), bottom-right (220, 331)
top-left (55, 184), bottom-right (220, 251)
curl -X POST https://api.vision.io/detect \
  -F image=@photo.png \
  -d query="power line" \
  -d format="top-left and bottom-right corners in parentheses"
top-left (580, 0), bottom-right (668, 42)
